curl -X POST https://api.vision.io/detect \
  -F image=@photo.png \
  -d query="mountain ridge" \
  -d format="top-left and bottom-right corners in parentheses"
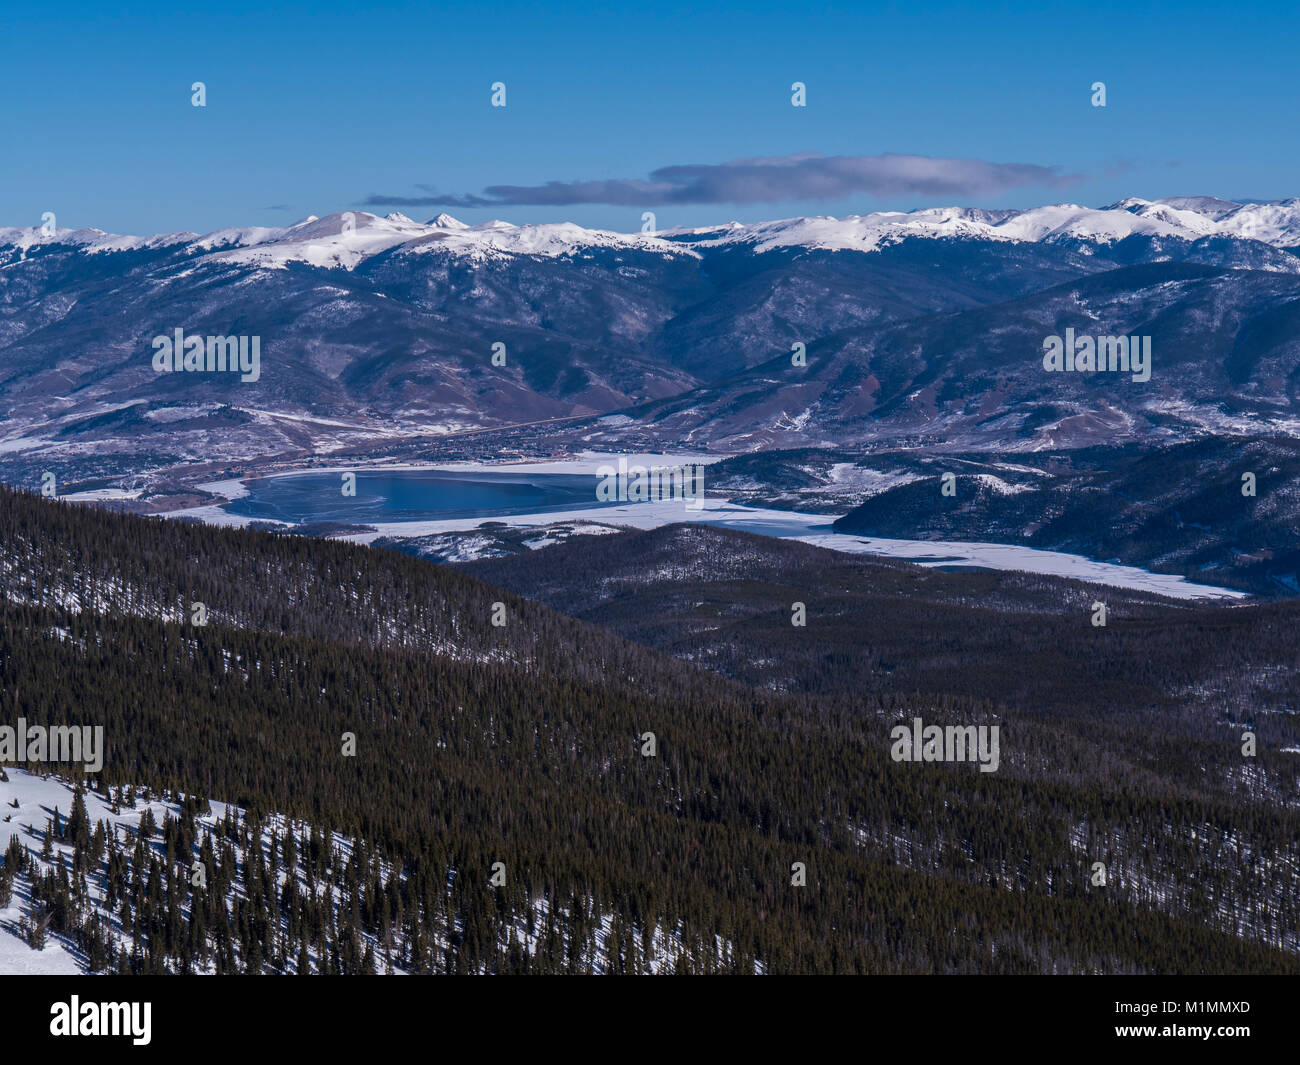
top-left (8, 196), bottom-right (1300, 267)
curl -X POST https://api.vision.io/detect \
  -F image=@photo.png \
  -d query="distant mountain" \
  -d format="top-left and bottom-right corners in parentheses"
top-left (632, 260), bottom-right (1300, 451)
top-left (2, 198), bottom-right (1299, 484)
top-left (668, 197), bottom-right (1300, 253)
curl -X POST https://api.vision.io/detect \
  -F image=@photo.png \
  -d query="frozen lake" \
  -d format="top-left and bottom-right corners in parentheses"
top-left (185, 460), bottom-right (1247, 602)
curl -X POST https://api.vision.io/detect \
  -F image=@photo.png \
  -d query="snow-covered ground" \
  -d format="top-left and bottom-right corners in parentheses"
top-left (0, 769), bottom-right (746, 975)
top-left (0, 767), bottom-right (405, 976)
top-left (0, 770), bottom-right (182, 975)
top-left (430, 451), bottom-right (721, 476)
top-left (58, 488), bottom-right (144, 503)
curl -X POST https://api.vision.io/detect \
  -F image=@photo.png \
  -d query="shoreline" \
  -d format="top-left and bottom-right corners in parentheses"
top-left (158, 459), bottom-right (1249, 603)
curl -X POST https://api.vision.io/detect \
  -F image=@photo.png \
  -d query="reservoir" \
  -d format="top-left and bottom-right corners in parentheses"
top-left (212, 466), bottom-right (1246, 602)
top-left (225, 469), bottom-right (604, 524)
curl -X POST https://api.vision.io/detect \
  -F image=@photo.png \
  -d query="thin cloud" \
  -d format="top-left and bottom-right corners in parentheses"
top-left (364, 153), bottom-right (1081, 209)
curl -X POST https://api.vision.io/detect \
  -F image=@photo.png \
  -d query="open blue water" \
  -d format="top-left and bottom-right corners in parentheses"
top-left (225, 470), bottom-right (605, 524)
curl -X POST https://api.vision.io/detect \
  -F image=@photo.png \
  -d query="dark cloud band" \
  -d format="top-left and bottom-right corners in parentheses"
top-left (364, 152), bottom-right (1080, 209)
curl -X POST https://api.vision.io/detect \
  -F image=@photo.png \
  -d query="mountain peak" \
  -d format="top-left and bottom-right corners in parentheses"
top-left (428, 213), bottom-right (469, 229)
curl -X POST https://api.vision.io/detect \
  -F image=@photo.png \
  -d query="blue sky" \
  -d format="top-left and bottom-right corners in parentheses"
top-left (1, 0), bottom-right (1293, 235)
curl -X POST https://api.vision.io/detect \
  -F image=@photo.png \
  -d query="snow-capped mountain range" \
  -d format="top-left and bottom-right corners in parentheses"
top-left (2, 196), bottom-right (1300, 483)
top-left (5, 196), bottom-right (1300, 270)
top-left (0, 211), bottom-right (691, 270)
top-left (688, 197), bottom-right (1300, 254)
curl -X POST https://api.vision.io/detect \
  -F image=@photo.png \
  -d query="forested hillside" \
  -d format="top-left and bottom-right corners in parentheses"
top-left (0, 485), bottom-right (726, 704)
top-left (2, 490), bottom-right (1297, 973)
top-left (464, 524), bottom-right (1300, 802)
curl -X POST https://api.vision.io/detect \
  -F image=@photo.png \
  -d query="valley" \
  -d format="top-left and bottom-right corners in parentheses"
top-left (2, 197), bottom-right (1299, 977)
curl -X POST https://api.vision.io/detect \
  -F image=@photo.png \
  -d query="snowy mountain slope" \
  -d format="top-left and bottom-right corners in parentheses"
top-left (666, 197), bottom-right (1300, 254)
top-left (0, 769), bottom-right (716, 974)
top-left (0, 212), bottom-right (696, 274)
top-left (6, 197), bottom-right (1300, 273)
